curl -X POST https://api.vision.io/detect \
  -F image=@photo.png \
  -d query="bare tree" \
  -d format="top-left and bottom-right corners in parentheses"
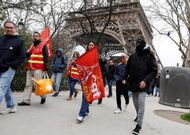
top-left (0, 0), bottom-right (40, 25)
top-left (0, 0), bottom-right (78, 49)
top-left (146, 0), bottom-right (190, 67)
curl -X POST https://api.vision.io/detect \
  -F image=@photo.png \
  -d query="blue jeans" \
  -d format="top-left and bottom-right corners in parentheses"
top-left (69, 77), bottom-right (79, 97)
top-left (79, 93), bottom-right (89, 117)
top-left (51, 72), bottom-right (63, 93)
top-left (0, 67), bottom-right (16, 108)
top-left (107, 79), bottom-right (114, 96)
top-left (155, 87), bottom-right (160, 96)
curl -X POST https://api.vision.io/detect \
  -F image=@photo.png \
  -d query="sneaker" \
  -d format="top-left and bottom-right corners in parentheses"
top-left (7, 107), bottom-right (17, 113)
top-left (114, 108), bottom-right (122, 114)
top-left (76, 116), bottom-right (84, 123)
top-left (52, 93), bottom-right (58, 97)
top-left (17, 102), bottom-right (31, 106)
top-left (40, 97), bottom-right (46, 104)
top-left (134, 116), bottom-right (138, 122)
top-left (0, 107), bottom-right (16, 115)
top-left (132, 124), bottom-right (141, 135)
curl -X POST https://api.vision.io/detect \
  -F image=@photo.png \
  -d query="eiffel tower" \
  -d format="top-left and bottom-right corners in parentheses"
top-left (62, 0), bottom-right (161, 65)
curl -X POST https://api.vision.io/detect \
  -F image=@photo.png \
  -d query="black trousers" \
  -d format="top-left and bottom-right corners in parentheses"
top-left (116, 80), bottom-right (129, 110)
top-left (98, 74), bottom-right (106, 104)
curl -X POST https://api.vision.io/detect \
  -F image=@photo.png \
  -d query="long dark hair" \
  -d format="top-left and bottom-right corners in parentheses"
top-left (86, 41), bottom-right (96, 51)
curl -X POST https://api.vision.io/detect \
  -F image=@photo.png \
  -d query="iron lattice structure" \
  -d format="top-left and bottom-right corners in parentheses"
top-left (62, 0), bottom-right (161, 65)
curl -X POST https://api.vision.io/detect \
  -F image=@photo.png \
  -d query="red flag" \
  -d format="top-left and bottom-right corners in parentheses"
top-left (75, 47), bottom-right (105, 103)
top-left (40, 27), bottom-right (53, 58)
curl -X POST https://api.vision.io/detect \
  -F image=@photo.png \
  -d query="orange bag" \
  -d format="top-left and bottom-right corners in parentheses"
top-left (34, 72), bottom-right (54, 96)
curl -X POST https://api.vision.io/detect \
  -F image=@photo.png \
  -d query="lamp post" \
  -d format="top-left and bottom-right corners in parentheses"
top-left (17, 19), bottom-right (25, 36)
top-left (18, 19), bottom-right (24, 30)
top-left (18, 19), bottom-right (25, 30)
top-left (40, 0), bottom-right (46, 11)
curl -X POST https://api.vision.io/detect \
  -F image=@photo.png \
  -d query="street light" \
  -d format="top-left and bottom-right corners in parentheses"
top-left (17, 19), bottom-right (25, 30)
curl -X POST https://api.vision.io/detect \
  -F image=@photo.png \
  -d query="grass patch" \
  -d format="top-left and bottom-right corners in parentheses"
top-left (181, 113), bottom-right (190, 122)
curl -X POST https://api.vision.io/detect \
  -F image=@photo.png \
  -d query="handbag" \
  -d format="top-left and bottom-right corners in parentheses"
top-left (34, 72), bottom-right (54, 96)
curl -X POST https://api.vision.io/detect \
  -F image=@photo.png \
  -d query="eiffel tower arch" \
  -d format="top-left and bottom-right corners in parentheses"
top-left (62, 0), bottom-right (161, 65)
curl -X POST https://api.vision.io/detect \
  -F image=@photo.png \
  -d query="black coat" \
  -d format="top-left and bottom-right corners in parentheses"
top-left (0, 35), bottom-right (26, 72)
top-left (126, 50), bottom-right (158, 92)
top-left (106, 64), bottom-right (116, 81)
top-left (99, 58), bottom-right (107, 86)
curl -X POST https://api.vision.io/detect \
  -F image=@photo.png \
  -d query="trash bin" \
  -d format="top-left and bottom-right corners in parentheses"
top-left (159, 66), bottom-right (190, 109)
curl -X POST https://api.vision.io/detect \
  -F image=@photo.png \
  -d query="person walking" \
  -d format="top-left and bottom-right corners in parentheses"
top-left (125, 38), bottom-right (157, 135)
top-left (154, 73), bottom-right (160, 97)
top-left (66, 51), bottom-right (80, 100)
top-left (76, 41), bottom-right (104, 122)
top-left (18, 31), bottom-right (49, 106)
top-left (97, 55), bottom-right (107, 104)
top-left (0, 20), bottom-right (26, 113)
top-left (114, 54), bottom-right (129, 114)
top-left (51, 48), bottom-right (67, 97)
top-left (106, 59), bottom-right (116, 97)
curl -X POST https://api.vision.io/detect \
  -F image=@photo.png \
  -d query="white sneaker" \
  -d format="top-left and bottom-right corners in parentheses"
top-left (7, 107), bottom-right (17, 113)
top-left (114, 108), bottom-right (122, 114)
top-left (76, 116), bottom-right (84, 123)
top-left (0, 107), bottom-right (16, 115)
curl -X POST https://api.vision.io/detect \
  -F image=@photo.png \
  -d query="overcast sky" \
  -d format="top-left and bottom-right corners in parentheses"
top-left (141, 0), bottom-right (183, 67)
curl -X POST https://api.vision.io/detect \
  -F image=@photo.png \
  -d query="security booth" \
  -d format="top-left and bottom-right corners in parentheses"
top-left (159, 66), bottom-right (190, 109)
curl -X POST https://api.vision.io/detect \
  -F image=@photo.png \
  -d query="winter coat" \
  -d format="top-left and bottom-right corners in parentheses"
top-left (115, 63), bottom-right (127, 81)
top-left (126, 49), bottom-right (158, 92)
top-left (52, 48), bottom-right (67, 73)
top-left (0, 34), bottom-right (26, 72)
top-left (106, 64), bottom-right (116, 81)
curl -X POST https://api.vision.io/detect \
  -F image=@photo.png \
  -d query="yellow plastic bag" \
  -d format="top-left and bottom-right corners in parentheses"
top-left (34, 72), bottom-right (54, 96)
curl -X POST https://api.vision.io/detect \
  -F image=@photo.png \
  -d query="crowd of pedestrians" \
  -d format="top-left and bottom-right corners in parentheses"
top-left (0, 20), bottom-right (159, 135)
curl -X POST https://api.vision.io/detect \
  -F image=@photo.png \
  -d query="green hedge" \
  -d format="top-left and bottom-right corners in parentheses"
top-left (11, 63), bottom-right (27, 91)
top-left (181, 113), bottom-right (190, 122)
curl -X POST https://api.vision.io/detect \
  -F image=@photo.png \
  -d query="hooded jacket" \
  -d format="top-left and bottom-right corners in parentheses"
top-left (0, 34), bottom-right (26, 72)
top-left (125, 45), bottom-right (158, 92)
top-left (52, 48), bottom-right (67, 73)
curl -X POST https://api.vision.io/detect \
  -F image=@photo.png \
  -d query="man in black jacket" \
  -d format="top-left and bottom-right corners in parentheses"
top-left (106, 59), bottom-right (116, 97)
top-left (125, 38), bottom-right (157, 135)
top-left (0, 20), bottom-right (26, 114)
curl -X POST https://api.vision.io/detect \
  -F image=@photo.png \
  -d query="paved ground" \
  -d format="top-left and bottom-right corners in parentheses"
top-left (0, 88), bottom-right (190, 135)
